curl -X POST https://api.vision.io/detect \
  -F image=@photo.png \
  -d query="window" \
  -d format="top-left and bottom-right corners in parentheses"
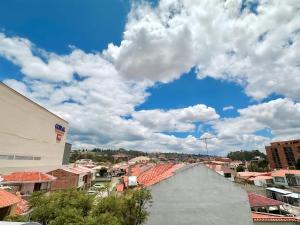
top-left (272, 148), bottom-right (282, 168)
top-left (0, 154), bottom-right (41, 160)
top-left (274, 177), bottom-right (285, 183)
top-left (284, 147), bottom-right (296, 166)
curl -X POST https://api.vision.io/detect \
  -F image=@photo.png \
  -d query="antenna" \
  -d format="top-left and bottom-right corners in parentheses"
top-left (199, 137), bottom-right (213, 160)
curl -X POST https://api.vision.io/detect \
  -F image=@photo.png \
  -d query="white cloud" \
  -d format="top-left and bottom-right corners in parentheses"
top-left (0, 33), bottom-right (74, 82)
top-left (132, 104), bottom-right (219, 132)
top-left (1, 0), bottom-right (300, 154)
top-left (214, 98), bottom-right (300, 141)
top-left (105, 0), bottom-right (300, 100)
top-left (223, 105), bottom-right (234, 111)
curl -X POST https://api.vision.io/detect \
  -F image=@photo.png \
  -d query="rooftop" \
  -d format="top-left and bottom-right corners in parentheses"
top-left (146, 164), bottom-right (253, 225)
top-left (272, 169), bottom-right (300, 177)
top-left (0, 189), bottom-right (20, 208)
top-left (248, 192), bottom-right (283, 208)
top-left (2, 172), bottom-right (56, 183)
top-left (252, 212), bottom-right (300, 222)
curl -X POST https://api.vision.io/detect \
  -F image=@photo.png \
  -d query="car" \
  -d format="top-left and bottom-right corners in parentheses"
top-left (93, 183), bottom-right (104, 189)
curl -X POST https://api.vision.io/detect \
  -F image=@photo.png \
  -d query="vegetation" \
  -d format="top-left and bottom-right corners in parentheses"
top-left (236, 165), bottom-right (245, 172)
top-left (6, 188), bottom-right (152, 225)
top-left (69, 148), bottom-right (148, 163)
top-left (227, 150), bottom-right (266, 161)
top-left (247, 159), bottom-right (269, 172)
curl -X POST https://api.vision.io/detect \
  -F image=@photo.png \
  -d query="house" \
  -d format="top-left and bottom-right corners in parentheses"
top-left (47, 166), bottom-right (94, 191)
top-left (272, 170), bottom-right (300, 187)
top-left (236, 172), bottom-right (272, 184)
top-left (0, 189), bottom-right (20, 219)
top-left (248, 192), bottom-right (283, 214)
top-left (145, 164), bottom-right (253, 225)
top-left (128, 156), bottom-right (150, 165)
top-left (93, 166), bottom-right (111, 182)
top-left (266, 187), bottom-right (300, 207)
top-left (1, 172), bottom-right (56, 195)
top-left (248, 175), bottom-right (273, 187)
top-left (252, 212), bottom-right (300, 224)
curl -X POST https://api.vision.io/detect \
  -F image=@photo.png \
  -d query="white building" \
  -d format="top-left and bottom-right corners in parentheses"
top-left (0, 83), bottom-right (70, 174)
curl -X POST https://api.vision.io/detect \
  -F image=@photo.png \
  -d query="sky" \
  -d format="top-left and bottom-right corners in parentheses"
top-left (0, 0), bottom-right (299, 155)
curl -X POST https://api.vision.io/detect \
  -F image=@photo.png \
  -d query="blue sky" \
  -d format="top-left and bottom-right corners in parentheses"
top-left (0, 0), bottom-right (299, 154)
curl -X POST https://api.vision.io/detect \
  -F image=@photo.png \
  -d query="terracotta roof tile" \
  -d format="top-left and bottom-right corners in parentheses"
top-left (0, 189), bottom-right (20, 208)
top-left (116, 183), bottom-right (124, 192)
top-left (137, 163), bottom-right (185, 187)
top-left (252, 212), bottom-right (300, 222)
top-left (272, 169), bottom-right (300, 177)
top-left (248, 192), bottom-right (283, 208)
top-left (2, 171), bottom-right (56, 183)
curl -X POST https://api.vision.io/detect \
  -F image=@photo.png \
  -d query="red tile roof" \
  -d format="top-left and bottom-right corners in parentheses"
top-left (248, 193), bottom-right (283, 208)
top-left (137, 163), bottom-right (185, 187)
top-left (272, 169), bottom-right (300, 177)
top-left (0, 189), bottom-right (20, 208)
top-left (116, 183), bottom-right (124, 192)
top-left (252, 212), bottom-right (300, 222)
top-left (248, 175), bottom-right (273, 181)
top-left (2, 172), bottom-right (56, 183)
top-left (15, 198), bottom-right (29, 215)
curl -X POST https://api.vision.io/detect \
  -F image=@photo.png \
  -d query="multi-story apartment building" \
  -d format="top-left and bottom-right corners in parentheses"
top-left (266, 139), bottom-right (300, 170)
top-left (0, 82), bottom-right (70, 174)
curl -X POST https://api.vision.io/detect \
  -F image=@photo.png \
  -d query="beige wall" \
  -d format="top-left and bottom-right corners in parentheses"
top-left (0, 83), bottom-right (68, 173)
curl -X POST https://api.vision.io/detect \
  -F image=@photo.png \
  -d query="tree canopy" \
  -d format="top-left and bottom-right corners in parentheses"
top-left (227, 150), bottom-right (266, 161)
top-left (6, 188), bottom-right (152, 225)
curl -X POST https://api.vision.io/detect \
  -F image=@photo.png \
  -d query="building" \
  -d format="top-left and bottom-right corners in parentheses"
top-left (0, 83), bottom-right (71, 173)
top-left (266, 187), bottom-right (300, 207)
top-left (271, 170), bottom-right (300, 187)
top-left (47, 166), bottom-right (94, 191)
top-left (252, 212), bottom-right (300, 224)
top-left (0, 189), bottom-right (20, 219)
top-left (1, 172), bottom-right (56, 195)
top-left (265, 140), bottom-right (300, 170)
top-left (145, 164), bottom-right (253, 225)
top-left (248, 192), bottom-right (283, 214)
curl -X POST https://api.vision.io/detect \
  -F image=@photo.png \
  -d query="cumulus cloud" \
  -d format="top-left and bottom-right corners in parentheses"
top-left (214, 98), bottom-right (300, 141)
top-left (132, 104), bottom-right (219, 132)
top-left (105, 0), bottom-right (300, 100)
top-left (1, 0), bottom-right (300, 154)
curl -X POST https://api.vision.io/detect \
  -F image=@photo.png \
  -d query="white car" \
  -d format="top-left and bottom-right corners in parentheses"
top-left (93, 183), bottom-right (104, 189)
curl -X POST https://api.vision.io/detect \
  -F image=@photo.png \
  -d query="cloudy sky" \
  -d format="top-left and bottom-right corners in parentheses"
top-left (0, 0), bottom-right (299, 155)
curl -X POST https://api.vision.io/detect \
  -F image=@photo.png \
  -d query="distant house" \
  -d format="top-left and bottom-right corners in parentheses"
top-left (266, 187), bottom-right (300, 207)
top-left (47, 166), bottom-right (94, 191)
top-left (1, 172), bottom-right (56, 195)
top-left (0, 189), bottom-right (20, 219)
top-left (271, 170), bottom-right (300, 187)
top-left (248, 192), bottom-right (283, 214)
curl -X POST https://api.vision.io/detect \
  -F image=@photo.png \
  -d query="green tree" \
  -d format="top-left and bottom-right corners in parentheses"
top-left (6, 188), bottom-right (152, 225)
top-left (236, 165), bottom-right (245, 172)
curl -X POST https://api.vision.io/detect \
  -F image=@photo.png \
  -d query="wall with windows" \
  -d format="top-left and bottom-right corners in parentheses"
top-left (0, 83), bottom-right (69, 173)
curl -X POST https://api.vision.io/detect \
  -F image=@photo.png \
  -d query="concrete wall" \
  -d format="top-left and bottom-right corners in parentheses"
top-left (254, 222), bottom-right (298, 225)
top-left (0, 83), bottom-right (68, 172)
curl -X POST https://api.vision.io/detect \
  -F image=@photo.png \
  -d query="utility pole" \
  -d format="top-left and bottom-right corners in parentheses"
top-left (199, 137), bottom-right (213, 161)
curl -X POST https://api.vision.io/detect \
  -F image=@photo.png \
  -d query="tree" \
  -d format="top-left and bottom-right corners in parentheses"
top-left (236, 165), bottom-right (245, 172)
top-left (6, 188), bottom-right (152, 225)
